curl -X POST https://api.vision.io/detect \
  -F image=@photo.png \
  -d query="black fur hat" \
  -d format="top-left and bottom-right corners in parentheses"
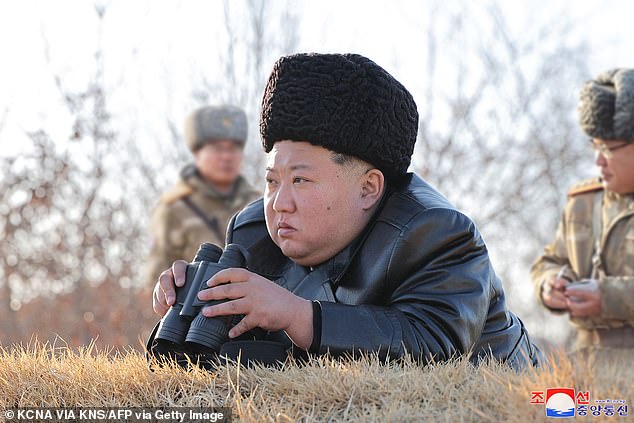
top-left (579, 68), bottom-right (634, 142)
top-left (260, 53), bottom-right (419, 181)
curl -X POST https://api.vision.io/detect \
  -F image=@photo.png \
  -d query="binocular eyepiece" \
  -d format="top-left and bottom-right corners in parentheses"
top-left (151, 242), bottom-right (248, 365)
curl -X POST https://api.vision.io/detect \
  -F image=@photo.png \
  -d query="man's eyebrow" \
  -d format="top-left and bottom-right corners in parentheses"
top-left (265, 164), bottom-right (313, 172)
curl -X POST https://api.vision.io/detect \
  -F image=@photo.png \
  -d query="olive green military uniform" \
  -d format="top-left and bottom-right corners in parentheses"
top-left (531, 178), bottom-right (634, 349)
top-left (144, 166), bottom-right (260, 286)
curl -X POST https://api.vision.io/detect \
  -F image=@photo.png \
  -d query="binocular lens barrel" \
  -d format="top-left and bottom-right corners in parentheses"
top-left (153, 243), bottom-right (248, 358)
top-left (186, 244), bottom-right (248, 352)
top-left (154, 243), bottom-right (223, 346)
top-left (194, 243), bottom-right (224, 263)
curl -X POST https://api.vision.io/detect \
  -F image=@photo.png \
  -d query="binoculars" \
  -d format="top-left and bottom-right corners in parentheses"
top-left (151, 242), bottom-right (248, 365)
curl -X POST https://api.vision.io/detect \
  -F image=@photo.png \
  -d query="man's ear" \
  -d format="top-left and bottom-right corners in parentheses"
top-left (360, 169), bottom-right (385, 210)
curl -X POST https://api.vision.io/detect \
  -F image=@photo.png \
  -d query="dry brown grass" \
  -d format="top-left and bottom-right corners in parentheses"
top-left (0, 341), bottom-right (631, 422)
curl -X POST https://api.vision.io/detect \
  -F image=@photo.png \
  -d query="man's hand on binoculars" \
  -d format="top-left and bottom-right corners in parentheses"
top-left (152, 260), bottom-right (188, 317)
top-left (198, 268), bottom-right (315, 350)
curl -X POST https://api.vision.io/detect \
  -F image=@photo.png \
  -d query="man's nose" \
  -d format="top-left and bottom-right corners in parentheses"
top-left (272, 183), bottom-right (295, 213)
top-left (595, 151), bottom-right (607, 167)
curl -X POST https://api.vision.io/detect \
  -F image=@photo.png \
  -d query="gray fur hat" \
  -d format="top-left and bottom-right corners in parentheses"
top-left (184, 105), bottom-right (248, 152)
top-left (579, 68), bottom-right (634, 142)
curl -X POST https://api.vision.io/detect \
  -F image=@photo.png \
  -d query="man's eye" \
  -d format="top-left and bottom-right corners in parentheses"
top-left (293, 177), bottom-right (307, 184)
top-left (265, 178), bottom-right (277, 185)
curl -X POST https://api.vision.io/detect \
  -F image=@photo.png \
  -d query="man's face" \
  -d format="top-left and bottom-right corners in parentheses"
top-left (593, 138), bottom-right (634, 194)
top-left (264, 141), bottom-right (376, 267)
top-left (194, 139), bottom-right (243, 188)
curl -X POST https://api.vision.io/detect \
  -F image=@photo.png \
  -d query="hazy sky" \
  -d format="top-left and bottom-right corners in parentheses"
top-left (1, 0), bottom-right (632, 156)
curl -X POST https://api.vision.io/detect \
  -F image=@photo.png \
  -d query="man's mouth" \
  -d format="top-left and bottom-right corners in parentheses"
top-left (277, 222), bottom-right (296, 237)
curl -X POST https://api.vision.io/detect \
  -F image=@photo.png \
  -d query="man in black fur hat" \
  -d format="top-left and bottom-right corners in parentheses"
top-left (532, 68), bottom-right (634, 350)
top-left (152, 53), bottom-right (539, 367)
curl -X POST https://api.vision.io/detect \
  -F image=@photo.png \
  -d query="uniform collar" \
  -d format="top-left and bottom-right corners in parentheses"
top-left (604, 189), bottom-right (634, 210)
top-left (180, 163), bottom-right (249, 203)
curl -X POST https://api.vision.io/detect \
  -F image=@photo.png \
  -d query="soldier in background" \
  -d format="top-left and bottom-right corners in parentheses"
top-left (531, 68), bottom-right (634, 350)
top-left (144, 105), bottom-right (260, 286)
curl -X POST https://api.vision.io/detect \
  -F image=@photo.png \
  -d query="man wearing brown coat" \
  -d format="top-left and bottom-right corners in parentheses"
top-left (144, 105), bottom-right (260, 287)
top-left (532, 68), bottom-right (634, 350)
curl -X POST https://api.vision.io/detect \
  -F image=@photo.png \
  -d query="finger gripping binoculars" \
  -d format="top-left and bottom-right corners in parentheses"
top-left (151, 242), bottom-right (248, 363)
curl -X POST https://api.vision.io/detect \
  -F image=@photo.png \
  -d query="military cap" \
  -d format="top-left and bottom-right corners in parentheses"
top-left (579, 68), bottom-right (634, 142)
top-left (184, 105), bottom-right (248, 151)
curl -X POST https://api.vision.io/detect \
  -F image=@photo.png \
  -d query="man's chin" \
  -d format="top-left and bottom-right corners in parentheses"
top-left (278, 243), bottom-right (312, 265)
top-left (279, 245), bottom-right (301, 258)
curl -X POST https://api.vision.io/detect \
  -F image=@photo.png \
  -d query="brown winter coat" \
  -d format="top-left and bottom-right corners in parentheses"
top-left (144, 166), bottom-right (260, 286)
top-left (531, 178), bottom-right (634, 348)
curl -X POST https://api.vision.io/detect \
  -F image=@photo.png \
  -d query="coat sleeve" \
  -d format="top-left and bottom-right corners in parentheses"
top-left (529, 212), bottom-right (571, 310)
top-left (314, 208), bottom-right (497, 362)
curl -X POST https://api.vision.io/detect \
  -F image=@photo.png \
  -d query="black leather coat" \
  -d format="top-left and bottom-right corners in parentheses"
top-left (227, 173), bottom-right (540, 368)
